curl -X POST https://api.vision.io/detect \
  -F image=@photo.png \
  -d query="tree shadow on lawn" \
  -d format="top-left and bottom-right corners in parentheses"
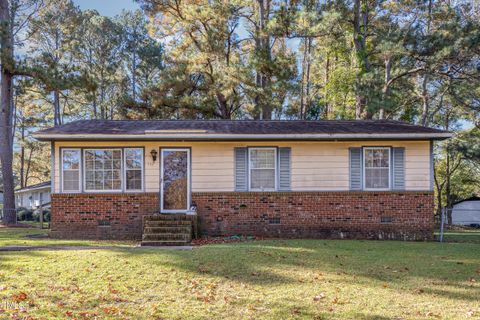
top-left (0, 239), bottom-right (478, 304)
top-left (122, 239), bottom-right (480, 301)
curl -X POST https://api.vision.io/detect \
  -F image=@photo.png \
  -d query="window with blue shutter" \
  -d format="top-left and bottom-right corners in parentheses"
top-left (234, 148), bottom-right (248, 191)
top-left (349, 148), bottom-right (363, 190)
top-left (278, 147), bottom-right (291, 191)
top-left (235, 147), bottom-right (291, 192)
top-left (392, 147), bottom-right (405, 190)
top-left (351, 146), bottom-right (406, 191)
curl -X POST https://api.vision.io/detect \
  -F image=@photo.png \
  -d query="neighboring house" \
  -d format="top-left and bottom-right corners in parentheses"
top-left (33, 120), bottom-right (451, 243)
top-left (15, 181), bottom-right (52, 210)
top-left (0, 190), bottom-right (3, 208)
top-left (452, 196), bottom-right (480, 226)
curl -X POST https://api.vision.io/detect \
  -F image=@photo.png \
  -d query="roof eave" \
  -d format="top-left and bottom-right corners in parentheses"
top-left (32, 132), bottom-right (453, 141)
top-left (15, 185), bottom-right (51, 193)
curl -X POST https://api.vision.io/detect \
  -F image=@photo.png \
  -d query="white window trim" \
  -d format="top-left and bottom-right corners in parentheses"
top-left (160, 148), bottom-right (191, 213)
top-left (61, 148), bottom-right (82, 193)
top-left (363, 147), bottom-right (391, 191)
top-left (124, 148), bottom-right (144, 192)
top-left (83, 148), bottom-right (123, 193)
top-left (248, 147), bottom-right (277, 192)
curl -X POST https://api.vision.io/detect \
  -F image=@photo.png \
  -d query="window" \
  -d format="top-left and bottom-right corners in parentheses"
top-left (62, 149), bottom-right (81, 192)
top-left (364, 147), bottom-right (390, 190)
top-left (124, 148), bottom-right (144, 191)
top-left (62, 148), bottom-right (145, 193)
top-left (249, 148), bottom-right (276, 191)
top-left (84, 149), bottom-right (122, 191)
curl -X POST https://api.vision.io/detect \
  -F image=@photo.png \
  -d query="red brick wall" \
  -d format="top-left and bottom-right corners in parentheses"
top-left (50, 193), bottom-right (159, 240)
top-left (51, 191), bottom-right (434, 240)
top-left (191, 191), bottom-right (434, 240)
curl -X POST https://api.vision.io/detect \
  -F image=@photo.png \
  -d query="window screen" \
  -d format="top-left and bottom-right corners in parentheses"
top-left (125, 148), bottom-right (143, 191)
top-left (364, 147), bottom-right (390, 189)
top-left (62, 149), bottom-right (81, 191)
top-left (249, 148), bottom-right (276, 190)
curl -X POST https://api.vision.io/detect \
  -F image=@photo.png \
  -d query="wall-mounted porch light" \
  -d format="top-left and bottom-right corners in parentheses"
top-left (150, 149), bottom-right (158, 162)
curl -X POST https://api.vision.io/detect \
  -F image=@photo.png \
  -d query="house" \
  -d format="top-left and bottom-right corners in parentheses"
top-left (451, 196), bottom-right (480, 226)
top-left (33, 119), bottom-right (451, 244)
top-left (15, 181), bottom-right (52, 210)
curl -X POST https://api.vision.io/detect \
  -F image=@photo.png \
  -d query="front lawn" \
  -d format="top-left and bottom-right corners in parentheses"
top-left (0, 232), bottom-right (478, 319)
top-left (0, 227), bottom-right (136, 248)
top-left (437, 229), bottom-right (480, 244)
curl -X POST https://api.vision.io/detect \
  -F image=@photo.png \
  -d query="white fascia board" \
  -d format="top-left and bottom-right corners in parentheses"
top-left (15, 186), bottom-right (51, 194)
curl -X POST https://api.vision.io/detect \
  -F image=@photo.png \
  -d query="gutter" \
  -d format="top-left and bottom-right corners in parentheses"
top-left (32, 132), bottom-right (453, 141)
top-left (15, 185), bottom-right (51, 193)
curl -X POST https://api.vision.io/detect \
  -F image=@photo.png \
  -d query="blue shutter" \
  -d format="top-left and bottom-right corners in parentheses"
top-left (234, 148), bottom-right (248, 191)
top-left (278, 147), bottom-right (291, 191)
top-left (392, 147), bottom-right (405, 190)
top-left (349, 148), bottom-right (363, 190)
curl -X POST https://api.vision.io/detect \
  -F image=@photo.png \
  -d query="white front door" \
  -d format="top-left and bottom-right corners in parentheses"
top-left (160, 148), bottom-right (190, 213)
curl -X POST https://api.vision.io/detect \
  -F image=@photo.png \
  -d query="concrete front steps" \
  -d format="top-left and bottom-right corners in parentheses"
top-left (141, 214), bottom-right (197, 246)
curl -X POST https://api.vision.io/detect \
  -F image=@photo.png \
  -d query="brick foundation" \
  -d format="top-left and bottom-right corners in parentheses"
top-left (50, 193), bottom-right (159, 240)
top-left (50, 191), bottom-right (434, 241)
top-left (191, 191), bottom-right (434, 240)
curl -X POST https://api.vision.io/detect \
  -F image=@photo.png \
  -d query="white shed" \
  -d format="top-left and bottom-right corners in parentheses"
top-left (451, 196), bottom-right (480, 226)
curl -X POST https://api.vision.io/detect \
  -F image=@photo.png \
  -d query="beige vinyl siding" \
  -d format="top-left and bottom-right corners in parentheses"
top-left (53, 140), bottom-right (431, 193)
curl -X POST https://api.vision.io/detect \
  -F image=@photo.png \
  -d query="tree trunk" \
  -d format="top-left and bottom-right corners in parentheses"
top-left (380, 56), bottom-right (392, 119)
top-left (254, 0), bottom-right (272, 120)
top-left (420, 74), bottom-right (429, 126)
top-left (19, 121), bottom-right (25, 188)
top-left (445, 151), bottom-right (452, 224)
top-left (24, 147), bottom-right (33, 187)
top-left (304, 37), bottom-right (312, 119)
top-left (54, 89), bottom-right (62, 126)
top-left (132, 49), bottom-right (137, 102)
top-left (353, 0), bottom-right (370, 119)
top-left (324, 54), bottom-right (330, 119)
top-left (215, 92), bottom-right (232, 119)
top-left (0, 0), bottom-right (16, 224)
top-left (420, 0), bottom-right (432, 127)
top-left (299, 38), bottom-right (307, 119)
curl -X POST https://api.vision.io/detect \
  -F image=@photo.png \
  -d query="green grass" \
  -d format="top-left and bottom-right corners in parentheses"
top-left (0, 228), bottom-right (136, 248)
top-left (15, 221), bottom-right (50, 229)
top-left (0, 230), bottom-right (478, 319)
top-left (438, 229), bottom-right (480, 244)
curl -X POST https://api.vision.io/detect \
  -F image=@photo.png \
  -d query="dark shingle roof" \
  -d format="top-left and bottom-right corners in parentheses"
top-left (33, 120), bottom-right (451, 141)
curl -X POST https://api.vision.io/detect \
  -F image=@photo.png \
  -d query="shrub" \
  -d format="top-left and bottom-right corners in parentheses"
top-left (17, 207), bottom-right (34, 221)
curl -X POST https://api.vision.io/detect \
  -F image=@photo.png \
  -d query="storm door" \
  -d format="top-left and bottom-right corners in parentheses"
top-left (160, 149), bottom-right (190, 213)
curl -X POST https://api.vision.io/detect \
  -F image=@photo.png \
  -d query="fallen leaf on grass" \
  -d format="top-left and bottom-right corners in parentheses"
top-left (466, 310), bottom-right (476, 317)
top-left (12, 292), bottom-right (27, 302)
top-left (313, 293), bottom-right (325, 301)
top-left (425, 311), bottom-right (440, 318)
top-left (291, 307), bottom-right (301, 315)
top-left (197, 266), bottom-right (210, 273)
top-left (79, 311), bottom-right (98, 318)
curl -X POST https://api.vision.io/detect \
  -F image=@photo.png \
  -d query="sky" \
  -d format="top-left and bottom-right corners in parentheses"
top-left (73, 0), bottom-right (140, 16)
